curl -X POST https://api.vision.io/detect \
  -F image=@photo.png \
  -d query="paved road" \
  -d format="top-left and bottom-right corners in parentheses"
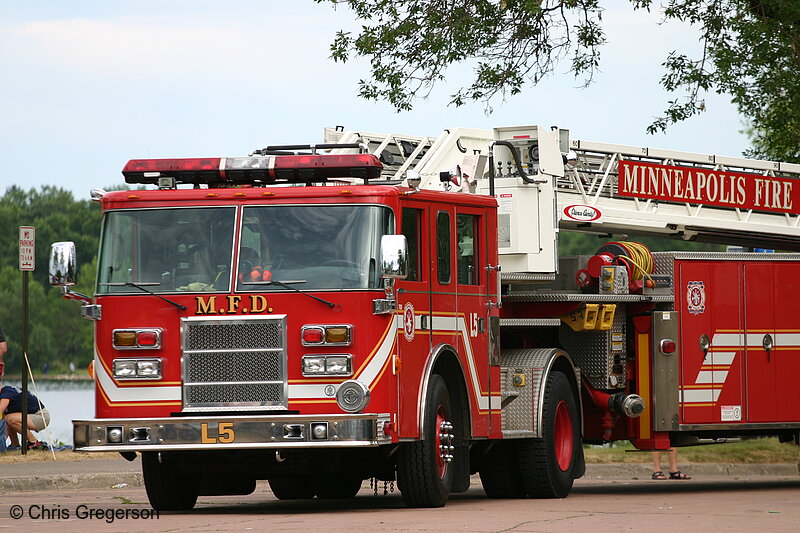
top-left (2, 475), bottom-right (799, 532)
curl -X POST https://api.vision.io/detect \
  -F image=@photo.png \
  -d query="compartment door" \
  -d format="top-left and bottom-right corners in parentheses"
top-left (744, 262), bottom-right (800, 422)
top-left (677, 261), bottom-right (743, 425)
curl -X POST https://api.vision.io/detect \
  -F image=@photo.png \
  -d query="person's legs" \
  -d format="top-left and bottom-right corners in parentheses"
top-left (651, 451), bottom-right (666, 479)
top-left (652, 450), bottom-right (663, 472)
top-left (668, 448), bottom-right (679, 472)
top-left (5, 412), bottom-right (37, 445)
top-left (4, 413), bottom-right (21, 446)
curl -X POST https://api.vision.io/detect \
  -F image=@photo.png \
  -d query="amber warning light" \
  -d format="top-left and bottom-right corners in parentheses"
top-left (122, 154), bottom-right (383, 185)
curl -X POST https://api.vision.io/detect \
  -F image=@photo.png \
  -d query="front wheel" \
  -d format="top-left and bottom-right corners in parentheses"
top-left (518, 371), bottom-right (581, 498)
top-left (311, 473), bottom-right (363, 499)
top-left (141, 452), bottom-right (199, 511)
top-left (268, 476), bottom-right (315, 500)
top-left (396, 374), bottom-right (455, 507)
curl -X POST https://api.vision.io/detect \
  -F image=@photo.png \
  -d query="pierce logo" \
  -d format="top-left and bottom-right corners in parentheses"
top-left (562, 204), bottom-right (603, 222)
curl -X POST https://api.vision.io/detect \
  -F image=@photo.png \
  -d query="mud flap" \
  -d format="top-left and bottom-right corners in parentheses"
top-left (451, 441), bottom-right (471, 493)
top-left (573, 441), bottom-right (586, 479)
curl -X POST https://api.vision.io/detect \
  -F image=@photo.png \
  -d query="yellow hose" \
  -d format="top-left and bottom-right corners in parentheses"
top-left (609, 241), bottom-right (654, 284)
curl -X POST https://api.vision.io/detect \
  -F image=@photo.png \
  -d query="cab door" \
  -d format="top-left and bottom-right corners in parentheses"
top-left (395, 203), bottom-right (432, 437)
top-left (430, 206), bottom-right (458, 352)
top-left (455, 207), bottom-right (493, 436)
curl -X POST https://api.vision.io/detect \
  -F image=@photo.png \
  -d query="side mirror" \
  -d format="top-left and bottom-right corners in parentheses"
top-left (49, 241), bottom-right (78, 287)
top-left (380, 235), bottom-right (408, 280)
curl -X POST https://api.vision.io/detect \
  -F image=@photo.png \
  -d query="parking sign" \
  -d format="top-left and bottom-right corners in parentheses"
top-left (19, 226), bottom-right (35, 271)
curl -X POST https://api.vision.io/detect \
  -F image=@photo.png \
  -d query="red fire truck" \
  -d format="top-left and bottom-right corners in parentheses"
top-left (50, 125), bottom-right (800, 510)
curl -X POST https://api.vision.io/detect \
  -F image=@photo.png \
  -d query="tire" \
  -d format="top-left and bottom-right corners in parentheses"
top-left (396, 374), bottom-right (455, 507)
top-left (518, 371), bottom-right (581, 498)
top-left (268, 476), bottom-right (315, 500)
top-left (479, 441), bottom-right (527, 498)
top-left (141, 452), bottom-right (200, 511)
top-left (311, 473), bottom-right (363, 499)
top-left (198, 474), bottom-right (256, 496)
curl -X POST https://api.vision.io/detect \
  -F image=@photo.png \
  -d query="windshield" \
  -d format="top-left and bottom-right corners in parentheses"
top-left (97, 207), bottom-right (236, 294)
top-left (237, 205), bottom-right (393, 291)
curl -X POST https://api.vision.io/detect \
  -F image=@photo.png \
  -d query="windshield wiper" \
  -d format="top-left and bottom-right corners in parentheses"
top-left (244, 280), bottom-right (336, 308)
top-left (100, 281), bottom-right (186, 311)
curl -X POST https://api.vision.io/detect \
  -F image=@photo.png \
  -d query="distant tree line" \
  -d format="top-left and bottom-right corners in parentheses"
top-left (0, 186), bottom-right (100, 375)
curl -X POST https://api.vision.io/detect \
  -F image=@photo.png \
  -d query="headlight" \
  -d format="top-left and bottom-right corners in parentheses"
top-left (113, 360), bottom-right (138, 378)
top-left (302, 356), bottom-right (326, 375)
top-left (325, 355), bottom-right (351, 375)
top-left (112, 358), bottom-right (162, 380)
top-left (302, 355), bottom-right (352, 376)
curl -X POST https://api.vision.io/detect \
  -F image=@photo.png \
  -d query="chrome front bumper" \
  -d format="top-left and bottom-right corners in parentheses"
top-left (73, 413), bottom-right (393, 452)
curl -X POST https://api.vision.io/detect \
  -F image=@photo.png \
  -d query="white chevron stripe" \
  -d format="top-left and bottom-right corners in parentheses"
top-left (95, 353), bottom-right (181, 402)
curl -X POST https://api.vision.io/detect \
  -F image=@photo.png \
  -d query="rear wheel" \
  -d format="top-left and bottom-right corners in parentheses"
top-left (141, 452), bottom-right (199, 511)
top-left (396, 374), bottom-right (455, 507)
top-left (518, 371), bottom-right (580, 498)
top-left (268, 476), bottom-right (315, 500)
top-left (479, 441), bottom-right (527, 498)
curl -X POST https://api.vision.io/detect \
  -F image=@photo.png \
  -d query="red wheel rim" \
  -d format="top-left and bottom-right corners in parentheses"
top-left (435, 405), bottom-right (448, 478)
top-left (553, 400), bottom-right (573, 471)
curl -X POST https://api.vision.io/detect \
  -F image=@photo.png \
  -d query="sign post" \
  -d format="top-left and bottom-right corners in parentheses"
top-left (19, 226), bottom-right (35, 455)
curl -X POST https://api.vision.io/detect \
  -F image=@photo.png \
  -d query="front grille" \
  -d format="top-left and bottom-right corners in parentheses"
top-left (182, 316), bottom-right (287, 411)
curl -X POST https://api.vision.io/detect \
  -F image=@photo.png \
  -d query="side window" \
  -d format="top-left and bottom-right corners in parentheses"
top-left (457, 214), bottom-right (479, 285)
top-left (437, 211), bottom-right (451, 284)
top-left (401, 208), bottom-right (420, 281)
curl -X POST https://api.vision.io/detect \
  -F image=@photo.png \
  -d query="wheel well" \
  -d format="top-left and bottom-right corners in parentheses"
top-left (548, 354), bottom-right (582, 427)
top-left (432, 349), bottom-right (472, 439)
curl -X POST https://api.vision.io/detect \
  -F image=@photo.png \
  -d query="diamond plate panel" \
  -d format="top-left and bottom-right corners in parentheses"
top-left (499, 348), bottom-right (578, 438)
top-left (559, 307), bottom-right (626, 389)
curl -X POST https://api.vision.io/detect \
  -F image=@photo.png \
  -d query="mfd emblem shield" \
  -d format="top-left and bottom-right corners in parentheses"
top-left (687, 281), bottom-right (706, 315)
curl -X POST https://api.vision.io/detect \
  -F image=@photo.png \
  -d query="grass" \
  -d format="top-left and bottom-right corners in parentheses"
top-left (584, 437), bottom-right (800, 464)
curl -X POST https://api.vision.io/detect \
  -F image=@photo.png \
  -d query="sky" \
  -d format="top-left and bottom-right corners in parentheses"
top-left (0, 1), bottom-right (751, 200)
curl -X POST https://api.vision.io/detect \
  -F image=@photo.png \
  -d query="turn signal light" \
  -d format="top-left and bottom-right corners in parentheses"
top-left (301, 325), bottom-right (352, 346)
top-left (113, 328), bottom-right (163, 350)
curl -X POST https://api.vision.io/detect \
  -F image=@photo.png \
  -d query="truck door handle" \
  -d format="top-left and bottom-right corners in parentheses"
top-left (762, 334), bottom-right (773, 362)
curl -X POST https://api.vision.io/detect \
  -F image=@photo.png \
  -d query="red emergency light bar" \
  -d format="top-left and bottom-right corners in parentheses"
top-left (122, 154), bottom-right (383, 185)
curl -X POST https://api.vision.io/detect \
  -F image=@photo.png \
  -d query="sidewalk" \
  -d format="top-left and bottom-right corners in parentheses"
top-left (1, 455), bottom-right (797, 492)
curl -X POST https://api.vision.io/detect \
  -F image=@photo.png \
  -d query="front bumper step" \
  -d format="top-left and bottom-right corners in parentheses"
top-left (73, 413), bottom-right (392, 452)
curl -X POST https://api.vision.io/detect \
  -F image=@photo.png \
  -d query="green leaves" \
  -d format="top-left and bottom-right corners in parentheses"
top-left (316, 0), bottom-right (605, 112)
top-left (0, 187), bottom-right (100, 374)
top-left (317, 0), bottom-right (800, 162)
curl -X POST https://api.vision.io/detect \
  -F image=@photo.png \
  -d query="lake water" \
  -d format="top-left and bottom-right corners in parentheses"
top-left (3, 379), bottom-right (94, 446)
